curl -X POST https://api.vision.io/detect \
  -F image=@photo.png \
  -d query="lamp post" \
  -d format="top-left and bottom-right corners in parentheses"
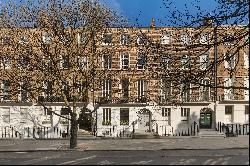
top-left (213, 17), bottom-right (219, 130)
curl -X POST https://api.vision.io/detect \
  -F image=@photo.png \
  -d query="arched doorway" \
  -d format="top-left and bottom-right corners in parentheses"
top-left (137, 108), bottom-right (152, 132)
top-left (200, 108), bottom-right (213, 129)
top-left (78, 108), bottom-right (93, 131)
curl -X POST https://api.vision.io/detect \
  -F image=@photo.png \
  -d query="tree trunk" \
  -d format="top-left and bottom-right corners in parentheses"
top-left (70, 112), bottom-right (78, 149)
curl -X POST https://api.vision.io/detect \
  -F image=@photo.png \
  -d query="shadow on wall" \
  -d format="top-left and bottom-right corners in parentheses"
top-left (174, 111), bottom-right (199, 136)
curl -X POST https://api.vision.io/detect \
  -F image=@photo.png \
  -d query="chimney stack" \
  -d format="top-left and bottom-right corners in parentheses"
top-left (203, 17), bottom-right (213, 26)
top-left (150, 18), bottom-right (156, 28)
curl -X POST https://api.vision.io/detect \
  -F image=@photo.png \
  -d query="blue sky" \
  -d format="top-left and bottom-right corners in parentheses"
top-left (2, 0), bottom-right (245, 26)
top-left (100, 0), bottom-right (220, 27)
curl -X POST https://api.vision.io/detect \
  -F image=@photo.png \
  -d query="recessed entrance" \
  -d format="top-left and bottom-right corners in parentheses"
top-left (200, 108), bottom-right (212, 129)
top-left (137, 109), bottom-right (152, 133)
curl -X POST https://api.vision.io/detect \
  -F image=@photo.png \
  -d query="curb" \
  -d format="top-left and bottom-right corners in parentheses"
top-left (0, 147), bottom-right (248, 152)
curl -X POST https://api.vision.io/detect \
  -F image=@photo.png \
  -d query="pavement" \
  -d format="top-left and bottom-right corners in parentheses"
top-left (0, 136), bottom-right (249, 152)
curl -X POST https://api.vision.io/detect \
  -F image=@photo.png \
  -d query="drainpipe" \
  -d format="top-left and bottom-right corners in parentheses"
top-left (214, 20), bottom-right (218, 130)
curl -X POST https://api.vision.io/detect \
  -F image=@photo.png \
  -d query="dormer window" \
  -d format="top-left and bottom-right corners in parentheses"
top-left (200, 33), bottom-right (209, 44)
top-left (59, 33), bottom-right (71, 45)
top-left (161, 32), bottom-right (171, 44)
top-left (120, 34), bottom-right (130, 45)
top-left (19, 36), bottom-right (28, 45)
top-left (137, 34), bottom-right (147, 45)
top-left (224, 35), bottom-right (235, 46)
top-left (78, 33), bottom-right (87, 45)
top-left (180, 33), bottom-right (191, 45)
top-left (1, 35), bottom-right (11, 45)
top-left (42, 32), bottom-right (52, 44)
top-left (102, 34), bottom-right (112, 45)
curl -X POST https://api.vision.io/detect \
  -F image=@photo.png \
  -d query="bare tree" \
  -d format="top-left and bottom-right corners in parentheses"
top-left (132, 0), bottom-right (249, 105)
top-left (0, 0), bottom-right (124, 148)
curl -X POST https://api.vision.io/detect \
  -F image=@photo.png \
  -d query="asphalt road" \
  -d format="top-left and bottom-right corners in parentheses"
top-left (0, 149), bottom-right (248, 165)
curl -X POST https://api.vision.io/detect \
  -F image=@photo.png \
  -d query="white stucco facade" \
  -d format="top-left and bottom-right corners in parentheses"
top-left (0, 101), bottom-right (249, 138)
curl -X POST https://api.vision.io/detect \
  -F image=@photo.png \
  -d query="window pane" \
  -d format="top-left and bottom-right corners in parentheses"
top-left (225, 106), bottom-right (233, 114)
top-left (120, 108), bottom-right (129, 125)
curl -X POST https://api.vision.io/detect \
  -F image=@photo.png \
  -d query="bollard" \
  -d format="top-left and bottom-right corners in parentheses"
top-left (193, 123), bottom-right (196, 135)
top-left (236, 124), bottom-right (238, 135)
top-left (239, 124), bottom-right (241, 135)
top-left (190, 126), bottom-right (193, 136)
top-left (243, 125), bottom-right (245, 135)
top-left (219, 122), bottom-right (222, 133)
top-left (11, 127), bottom-right (13, 138)
top-left (28, 127), bottom-right (30, 138)
top-left (33, 128), bottom-right (35, 138)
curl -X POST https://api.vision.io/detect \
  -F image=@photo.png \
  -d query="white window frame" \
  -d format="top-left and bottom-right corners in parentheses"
top-left (200, 33), bottom-right (209, 44)
top-left (78, 56), bottom-right (88, 69)
top-left (244, 77), bottom-right (249, 101)
top-left (162, 108), bottom-right (171, 125)
top-left (224, 53), bottom-right (235, 70)
top-left (20, 107), bottom-right (28, 122)
top-left (137, 34), bottom-right (147, 45)
top-left (42, 56), bottom-right (51, 69)
top-left (138, 79), bottom-right (147, 99)
top-left (42, 32), bottom-right (52, 44)
top-left (118, 79), bottom-right (129, 99)
top-left (102, 54), bottom-right (112, 70)
top-left (160, 78), bottom-right (172, 102)
top-left (161, 32), bottom-right (171, 44)
top-left (0, 56), bottom-right (11, 70)
top-left (77, 33), bottom-right (87, 45)
top-left (1, 80), bottom-right (10, 101)
top-left (161, 55), bottom-right (172, 69)
top-left (181, 108), bottom-right (190, 121)
top-left (18, 81), bottom-right (28, 102)
top-left (120, 34), bottom-right (130, 45)
top-left (180, 33), bottom-right (191, 45)
top-left (19, 35), bottom-right (28, 45)
top-left (200, 79), bottom-right (210, 101)
top-left (102, 79), bottom-right (112, 98)
top-left (103, 108), bottom-right (111, 125)
top-left (200, 54), bottom-right (209, 70)
top-left (245, 105), bottom-right (249, 124)
top-left (162, 108), bottom-right (171, 117)
top-left (224, 77), bottom-right (233, 100)
top-left (181, 81), bottom-right (191, 102)
top-left (137, 53), bottom-right (146, 70)
top-left (1, 107), bottom-right (10, 123)
top-left (120, 52), bottom-right (129, 69)
top-left (225, 106), bottom-right (233, 123)
top-left (60, 55), bottom-right (69, 69)
top-left (181, 55), bottom-right (190, 70)
top-left (224, 35), bottom-right (234, 46)
top-left (102, 33), bottom-right (112, 45)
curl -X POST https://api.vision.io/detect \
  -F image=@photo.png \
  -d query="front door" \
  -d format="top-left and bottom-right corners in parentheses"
top-left (138, 113), bottom-right (150, 132)
top-left (200, 113), bottom-right (212, 129)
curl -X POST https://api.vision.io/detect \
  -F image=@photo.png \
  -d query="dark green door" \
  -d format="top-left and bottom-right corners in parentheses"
top-left (200, 113), bottom-right (212, 128)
